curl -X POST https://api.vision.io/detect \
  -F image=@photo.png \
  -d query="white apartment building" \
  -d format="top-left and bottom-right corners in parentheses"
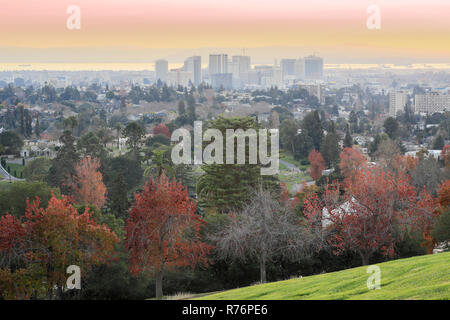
top-left (389, 91), bottom-right (408, 117)
top-left (183, 56), bottom-right (202, 85)
top-left (209, 54), bottom-right (228, 75)
top-left (166, 69), bottom-right (193, 87)
top-left (299, 84), bottom-right (325, 104)
top-left (414, 92), bottom-right (450, 114)
top-left (230, 55), bottom-right (251, 79)
top-left (155, 59), bottom-right (168, 83)
top-left (295, 58), bottom-right (305, 79)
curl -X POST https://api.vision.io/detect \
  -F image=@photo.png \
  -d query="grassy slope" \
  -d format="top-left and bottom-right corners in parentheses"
top-left (198, 252), bottom-right (450, 300)
top-left (5, 163), bottom-right (24, 178)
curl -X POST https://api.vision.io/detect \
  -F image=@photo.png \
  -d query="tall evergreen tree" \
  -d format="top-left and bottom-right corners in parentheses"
top-left (349, 110), bottom-right (358, 133)
top-left (197, 116), bottom-right (279, 213)
top-left (320, 121), bottom-right (340, 168)
top-left (18, 104), bottom-right (24, 135)
top-left (25, 110), bottom-right (33, 137)
top-left (177, 100), bottom-right (186, 115)
top-left (35, 115), bottom-right (40, 138)
top-left (109, 173), bottom-right (129, 218)
top-left (433, 135), bottom-right (445, 150)
top-left (47, 130), bottom-right (80, 195)
top-left (343, 124), bottom-right (353, 148)
top-left (186, 94), bottom-right (197, 125)
top-left (302, 111), bottom-right (323, 150)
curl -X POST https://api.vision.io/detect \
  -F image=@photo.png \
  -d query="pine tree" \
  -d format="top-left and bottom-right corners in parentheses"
top-left (186, 94), bottom-right (196, 125)
top-left (25, 110), bottom-right (32, 137)
top-left (177, 100), bottom-right (186, 115)
top-left (320, 121), bottom-right (340, 168)
top-left (35, 115), bottom-right (40, 138)
top-left (343, 124), bottom-right (353, 148)
top-left (109, 173), bottom-right (129, 218)
top-left (349, 110), bottom-right (358, 133)
top-left (197, 116), bottom-right (279, 213)
top-left (18, 104), bottom-right (24, 135)
top-left (302, 111), bottom-right (323, 150)
top-left (47, 130), bottom-right (80, 194)
top-left (433, 135), bottom-right (445, 150)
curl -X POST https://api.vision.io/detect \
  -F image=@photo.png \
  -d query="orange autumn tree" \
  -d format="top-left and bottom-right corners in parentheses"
top-left (391, 154), bottom-right (418, 175)
top-left (125, 174), bottom-right (213, 299)
top-left (70, 156), bottom-right (107, 209)
top-left (0, 194), bottom-right (119, 299)
top-left (442, 145), bottom-right (450, 168)
top-left (438, 179), bottom-right (450, 208)
top-left (304, 167), bottom-right (436, 265)
top-left (308, 150), bottom-right (325, 181)
top-left (339, 147), bottom-right (367, 181)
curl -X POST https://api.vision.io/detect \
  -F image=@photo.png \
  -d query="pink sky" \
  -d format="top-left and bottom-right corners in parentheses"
top-left (0, 0), bottom-right (449, 61)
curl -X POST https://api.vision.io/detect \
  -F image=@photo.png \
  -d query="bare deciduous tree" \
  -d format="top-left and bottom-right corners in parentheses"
top-left (211, 185), bottom-right (319, 283)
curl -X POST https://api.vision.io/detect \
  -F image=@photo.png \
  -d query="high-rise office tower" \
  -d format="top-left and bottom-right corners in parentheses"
top-left (231, 55), bottom-right (251, 78)
top-left (183, 56), bottom-right (202, 85)
top-left (304, 55), bottom-right (324, 79)
top-left (295, 58), bottom-right (305, 79)
top-left (155, 59), bottom-right (168, 83)
top-left (280, 59), bottom-right (296, 79)
top-left (209, 54), bottom-right (228, 75)
top-left (211, 73), bottom-right (233, 90)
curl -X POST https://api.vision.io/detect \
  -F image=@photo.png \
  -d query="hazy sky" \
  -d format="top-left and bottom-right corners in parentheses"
top-left (1, 0), bottom-right (449, 63)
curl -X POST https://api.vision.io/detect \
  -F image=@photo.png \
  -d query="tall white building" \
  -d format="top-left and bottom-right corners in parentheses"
top-left (183, 56), bottom-right (202, 86)
top-left (155, 59), bottom-right (168, 83)
top-left (166, 69), bottom-right (193, 87)
top-left (209, 54), bottom-right (228, 75)
top-left (260, 66), bottom-right (282, 88)
top-left (231, 56), bottom-right (251, 79)
top-left (280, 59), bottom-right (296, 79)
top-left (295, 58), bottom-right (305, 79)
top-left (415, 93), bottom-right (450, 114)
top-left (300, 84), bottom-right (325, 104)
top-left (389, 91), bottom-right (409, 117)
top-left (304, 55), bottom-right (324, 79)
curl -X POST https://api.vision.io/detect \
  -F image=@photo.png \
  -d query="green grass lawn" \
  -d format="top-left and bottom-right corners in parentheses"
top-left (279, 150), bottom-right (309, 170)
top-left (278, 171), bottom-right (312, 192)
top-left (197, 252), bottom-right (450, 300)
top-left (5, 163), bottom-right (24, 178)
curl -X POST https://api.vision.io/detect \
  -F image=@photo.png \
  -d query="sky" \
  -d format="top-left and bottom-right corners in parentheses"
top-left (0, 0), bottom-right (449, 63)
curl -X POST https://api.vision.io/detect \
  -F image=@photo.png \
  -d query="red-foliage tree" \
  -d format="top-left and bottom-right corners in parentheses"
top-left (70, 156), bottom-right (107, 209)
top-left (0, 194), bottom-right (119, 299)
top-left (442, 145), bottom-right (450, 168)
top-left (308, 150), bottom-right (325, 181)
top-left (391, 154), bottom-right (418, 175)
top-left (125, 174), bottom-right (212, 299)
top-left (339, 147), bottom-right (367, 181)
top-left (438, 179), bottom-right (450, 208)
top-left (152, 123), bottom-right (170, 138)
top-left (304, 167), bottom-right (436, 265)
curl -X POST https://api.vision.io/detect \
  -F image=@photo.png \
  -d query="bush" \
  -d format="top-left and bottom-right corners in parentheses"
top-left (22, 157), bottom-right (52, 181)
top-left (432, 209), bottom-right (450, 243)
top-left (0, 181), bottom-right (60, 217)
